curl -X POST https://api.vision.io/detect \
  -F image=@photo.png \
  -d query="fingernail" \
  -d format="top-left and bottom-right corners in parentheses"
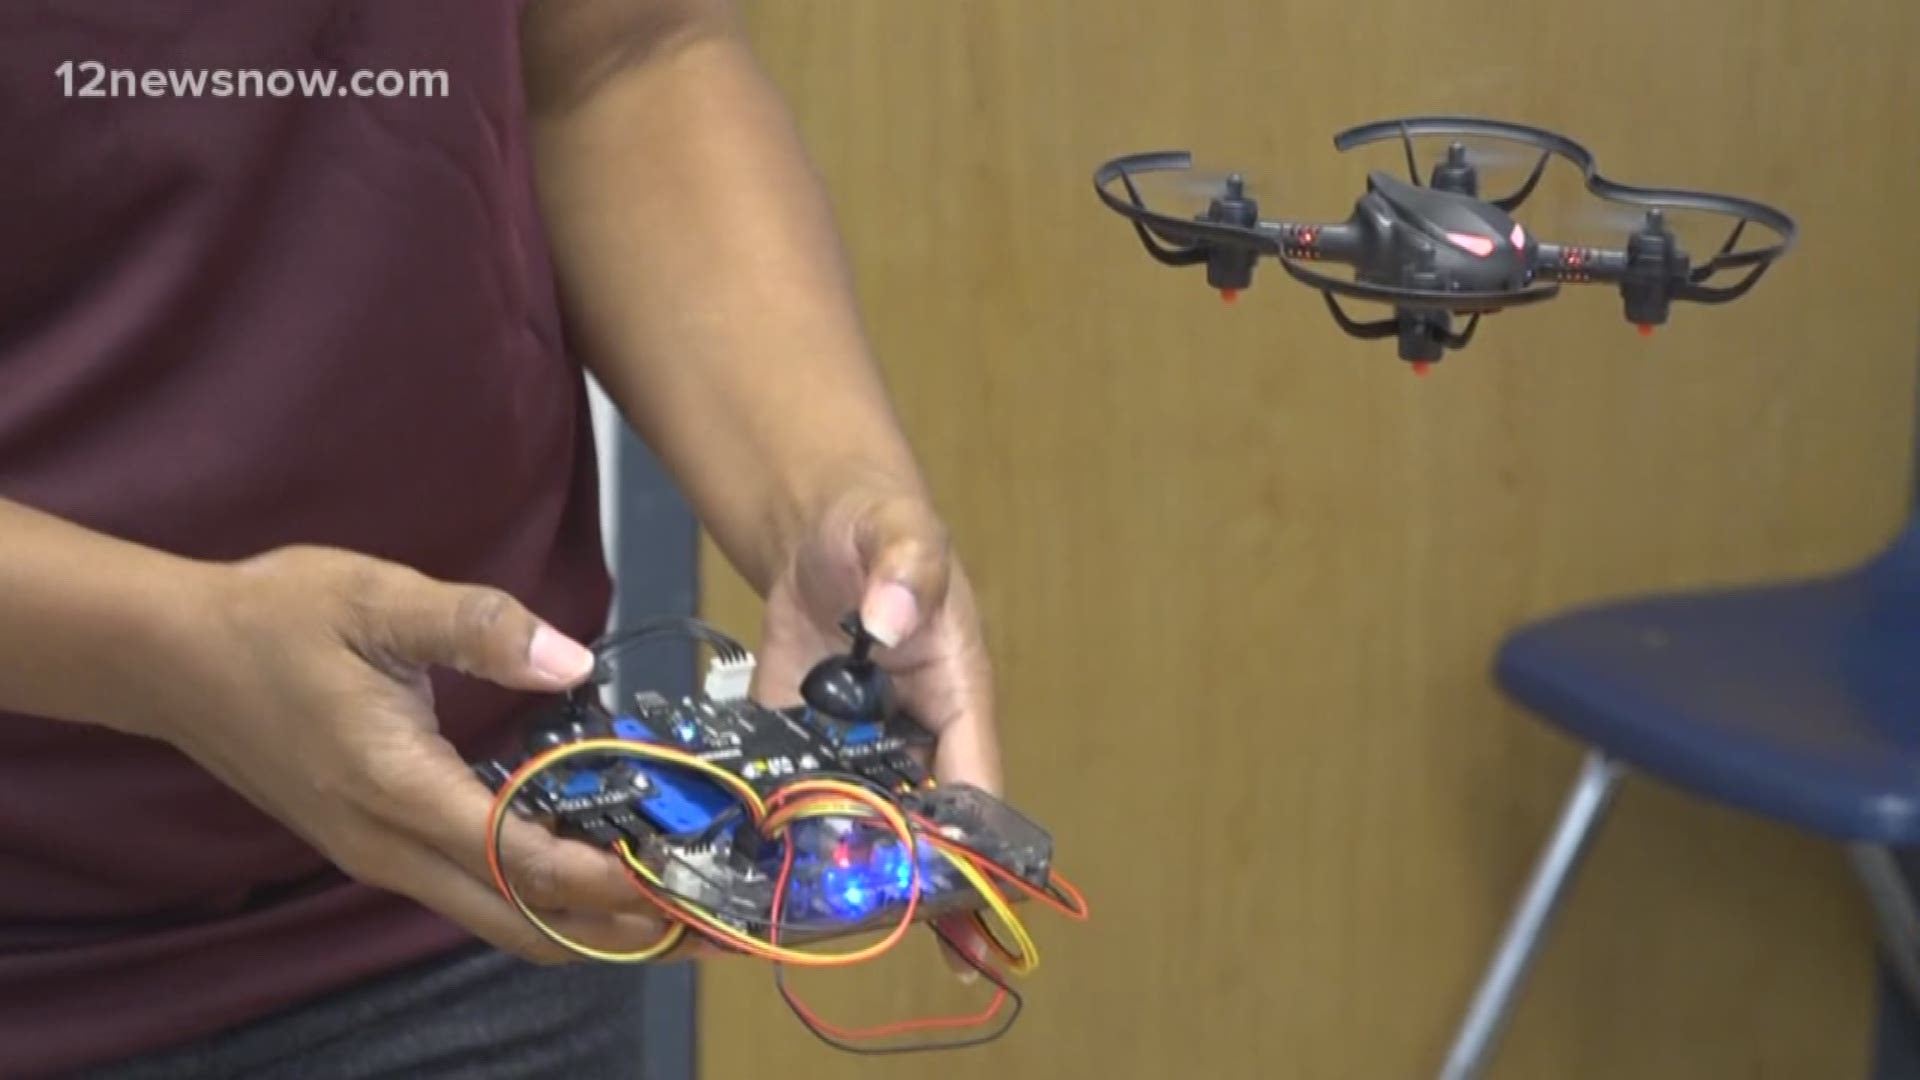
top-left (861, 582), bottom-right (919, 649)
top-left (528, 624), bottom-right (595, 683)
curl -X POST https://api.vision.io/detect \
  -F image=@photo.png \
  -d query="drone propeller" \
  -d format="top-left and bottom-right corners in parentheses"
top-left (1332, 117), bottom-right (1588, 212)
top-left (1136, 165), bottom-right (1269, 203)
top-left (1094, 153), bottom-right (1279, 256)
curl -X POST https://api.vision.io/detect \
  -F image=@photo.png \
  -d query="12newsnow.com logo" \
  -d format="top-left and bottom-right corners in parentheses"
top-left (56, 60), bottom-right (450, 100)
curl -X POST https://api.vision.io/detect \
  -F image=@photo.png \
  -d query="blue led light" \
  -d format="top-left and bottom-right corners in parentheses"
top-left (780, 823), bottom-right (958, 925)
top-left (839, 723), bottom-right (881, 745)
top-left (820, 864), bottom-right (878, 919)
top-left (871, 841), bottom-right (914, 899)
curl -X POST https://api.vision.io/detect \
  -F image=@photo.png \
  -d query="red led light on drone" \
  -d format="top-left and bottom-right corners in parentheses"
top-left (1445, 232), bottom-right (1495, 257)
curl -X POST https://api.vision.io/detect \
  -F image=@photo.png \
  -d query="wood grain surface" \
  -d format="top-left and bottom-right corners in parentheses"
top-left (695, 3), bottom-right (1920, 1076)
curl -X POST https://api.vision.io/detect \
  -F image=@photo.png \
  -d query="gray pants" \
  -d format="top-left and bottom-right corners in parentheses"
top-left (75, 944), bottom-right (657, 1079)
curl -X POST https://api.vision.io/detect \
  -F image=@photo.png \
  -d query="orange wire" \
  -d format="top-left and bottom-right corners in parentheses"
top-left (911, 813), bottom-right (1089, 922)
top-left (616, 783), bottom-right (924, 967)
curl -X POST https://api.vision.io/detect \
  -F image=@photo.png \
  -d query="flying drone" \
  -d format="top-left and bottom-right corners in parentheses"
top-left (1093, 116), bottom-right (1797, 372)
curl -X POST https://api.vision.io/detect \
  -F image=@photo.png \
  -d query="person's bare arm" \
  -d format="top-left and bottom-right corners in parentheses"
top-left (519, 5), bottom-right (1003, 976)
top-left (0, 497), bottom-right (221, 734)
top-left (521, 0), bottom-right (928, 596)
top-left (0, 496), bottom-right (668, 961)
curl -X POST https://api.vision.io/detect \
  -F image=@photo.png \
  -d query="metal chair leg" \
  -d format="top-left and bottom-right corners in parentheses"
top-left (1848, 844), bottom-right (1920, 1013)
top-left (1439, 750), bottom-right (1626, 1080)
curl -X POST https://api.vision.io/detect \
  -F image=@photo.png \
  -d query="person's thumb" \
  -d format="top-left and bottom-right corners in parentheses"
top-left (361, 571), bottom-right (597, 691)
top-left (852, 497), bottom-right (952, 649)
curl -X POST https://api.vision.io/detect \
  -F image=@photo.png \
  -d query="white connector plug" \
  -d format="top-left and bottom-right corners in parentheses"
top-left (703, 654), bottom-right (756, 702)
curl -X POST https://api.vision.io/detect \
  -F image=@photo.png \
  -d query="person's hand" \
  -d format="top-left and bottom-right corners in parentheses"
top-left (751, 478), bottom-right (1001, 977)
top-left (151, 545), bottom-right (675, 964)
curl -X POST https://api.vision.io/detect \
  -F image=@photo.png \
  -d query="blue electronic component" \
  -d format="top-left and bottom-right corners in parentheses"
top-left (671, 714), bottom-right (701, 745)
top-left (610, 714), bottom-right (736, 835)
top-left (837, 722), bottom-right (881, 746)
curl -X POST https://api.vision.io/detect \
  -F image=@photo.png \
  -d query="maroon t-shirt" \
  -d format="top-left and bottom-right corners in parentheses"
top-left (0, 3), bottom-right (612, 1073)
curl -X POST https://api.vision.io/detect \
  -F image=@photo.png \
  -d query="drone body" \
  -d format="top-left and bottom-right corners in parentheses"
top-left (1095, 117), bottom-right (1795, 371)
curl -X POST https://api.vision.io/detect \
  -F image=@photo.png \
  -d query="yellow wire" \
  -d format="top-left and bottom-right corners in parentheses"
top-left (633, 783), bottom-right (1039, 974)
top-left (927, 843), bottom-right (1039, 975)
top-left (765, 782), bottom-right (1039, 972)
top-left (616, 787), bottom-right (922, 965)
top-left (485, 736), bottom-right (766, 962)
top-left (489, 745), bottom-right (1039, 974)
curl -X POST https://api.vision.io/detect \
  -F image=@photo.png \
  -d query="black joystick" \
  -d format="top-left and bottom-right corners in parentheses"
top-left (526, 699), bottom-right (611, 754)
top-left (800, 612), bottom-right (894, 726)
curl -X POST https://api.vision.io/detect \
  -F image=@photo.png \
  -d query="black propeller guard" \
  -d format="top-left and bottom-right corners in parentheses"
top-left (1331, 115), bottom-right (1797, 273)
top-left (1092, 115), bottom-right (1797, 369)
top-left (1091, 150), bottom-right (1559, 316)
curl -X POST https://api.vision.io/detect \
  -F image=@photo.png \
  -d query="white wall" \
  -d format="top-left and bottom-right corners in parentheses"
top-left (588, 373), bottom-right (621, 623)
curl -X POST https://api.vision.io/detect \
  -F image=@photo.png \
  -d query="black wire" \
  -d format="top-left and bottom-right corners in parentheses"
top-left (591, 616), bottom-right (749, 668)
top-left (772, 919), bottom-right (1023, 1054)
top-left (687, 805), bottom-right (748, 846)
top-left (566, 615), bottom-right (748, 710)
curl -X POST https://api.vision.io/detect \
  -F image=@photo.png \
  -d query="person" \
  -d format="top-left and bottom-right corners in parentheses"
top-left (0, 1), bottom-right (1000, 1075)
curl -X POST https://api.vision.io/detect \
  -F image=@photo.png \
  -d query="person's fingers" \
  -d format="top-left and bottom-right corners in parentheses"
top-left (930, 712), bottom-right (1000, 794)
top-left (483, 801), bottom-right (666, 915)
top-left (543, 910), bottom-right (732, 963)
top-left (934, 915), bottom-right (991, 984)
top-left (502, 906), bottom-right (686, 962)
top-left (852, 498), bottom-right (951, 648)
top-left (326, 816), bottom-right (581, 965)
top-left (910, 607), bottom-right (1001, 794)
top-left (368, 731), bottom-right (667, 916)
top-left (353, 567), bottom-right (596, 692)
top-left (405, 849), bottom-right (677, 966)
top-left (343, 816), bottom-right (695, 967)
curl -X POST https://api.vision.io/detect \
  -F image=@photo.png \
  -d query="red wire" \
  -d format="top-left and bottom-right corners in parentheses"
top-left (782, 982), bottom-right (1010, 1041)
top-left (909, 812), bottom-right (1090, 922)
top-left (768, 793), bottom-right (1011, 1043)
top-left (492, 769), bottom-right (1030, 1043)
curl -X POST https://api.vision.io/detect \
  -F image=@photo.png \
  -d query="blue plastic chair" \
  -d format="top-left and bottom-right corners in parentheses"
top-left (1440, 403), bottom-right (1920, 1078)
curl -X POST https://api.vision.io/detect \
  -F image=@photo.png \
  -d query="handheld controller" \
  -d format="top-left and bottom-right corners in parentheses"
top-left (470, 614), bottom-right (1083, 1052)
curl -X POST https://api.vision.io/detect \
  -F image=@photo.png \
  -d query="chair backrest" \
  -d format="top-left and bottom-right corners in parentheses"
top-left (1876, 314), bottom-right (1920, 587)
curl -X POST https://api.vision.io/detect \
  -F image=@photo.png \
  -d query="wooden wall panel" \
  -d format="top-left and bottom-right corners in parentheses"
top-left (697, 2), bottom-right (1920, 1076)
